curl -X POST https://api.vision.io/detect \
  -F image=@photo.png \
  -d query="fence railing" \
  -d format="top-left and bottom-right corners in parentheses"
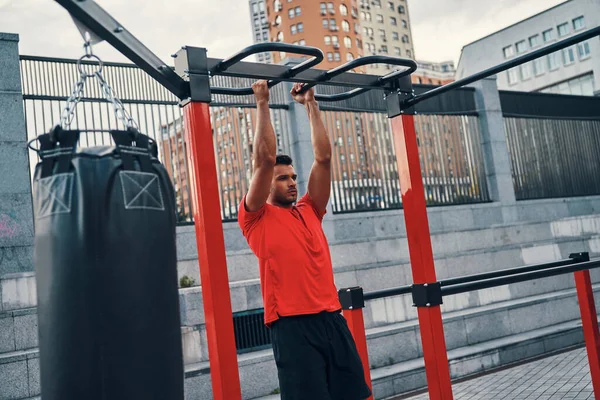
top-left (20, 55), bottom-right (493, 221)
top-left (504, 117), bottom-right (600, 201)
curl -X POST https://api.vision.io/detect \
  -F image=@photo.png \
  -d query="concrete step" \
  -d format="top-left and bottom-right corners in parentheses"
top-left (0, 307), bottom-right (37, 356)
top-left (0, 348), bottom-right (39, 399)
top-left (176, 213), bottom-right (600, 286)
top-left (177, 236), bottom-right (600, 333)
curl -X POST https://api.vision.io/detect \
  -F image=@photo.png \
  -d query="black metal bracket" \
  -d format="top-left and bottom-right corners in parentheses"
top-left (173, 46), bottom-right (211, 104)
top-left (411, 282), bottom-right (442, 307)
top-left (569, 252), bottom-right (590, 263)
top-left (386, 89), bottom-right (416, 118)
top-left (338, 287), bottom-right (365, 310)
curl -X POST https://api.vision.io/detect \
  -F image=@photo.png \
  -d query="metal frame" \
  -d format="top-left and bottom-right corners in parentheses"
top-left (50, 1), bottom-right (600, 400)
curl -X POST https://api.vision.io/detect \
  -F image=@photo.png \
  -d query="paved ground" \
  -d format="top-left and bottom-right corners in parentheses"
top-left (399, 347), bottom-right (595, 400)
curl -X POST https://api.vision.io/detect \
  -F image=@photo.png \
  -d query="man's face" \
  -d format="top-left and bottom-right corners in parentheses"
top-left (271, 164), bottom-right (297, 206)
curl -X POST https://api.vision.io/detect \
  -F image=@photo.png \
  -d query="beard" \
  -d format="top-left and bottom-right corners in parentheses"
top-left (274, 191), bottom-right (297, 206)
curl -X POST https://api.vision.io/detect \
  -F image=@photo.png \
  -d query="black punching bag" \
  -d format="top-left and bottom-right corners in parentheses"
top-left (31, 126), bottom-right (184, 400)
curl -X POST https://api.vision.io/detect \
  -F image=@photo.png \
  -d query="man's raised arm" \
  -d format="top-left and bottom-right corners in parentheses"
top-left (291, 83), bottom-right (331, 212)
top-left (245, 81), bottom-right (276, 212)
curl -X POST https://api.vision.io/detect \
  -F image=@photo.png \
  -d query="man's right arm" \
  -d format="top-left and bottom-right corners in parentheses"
top-left (245, 80), bottom-right (276, 212)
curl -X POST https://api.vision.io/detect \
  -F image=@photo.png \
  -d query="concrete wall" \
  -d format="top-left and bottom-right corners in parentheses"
top-left (0, 33), bottom-right (34, 277)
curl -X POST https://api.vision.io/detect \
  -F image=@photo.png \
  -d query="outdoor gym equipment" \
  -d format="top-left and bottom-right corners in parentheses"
top-left (35, 1), bottom-right (600, 399)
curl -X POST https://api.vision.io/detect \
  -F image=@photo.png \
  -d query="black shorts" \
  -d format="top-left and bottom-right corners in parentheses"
top-left (270, 310), bottom-right (372, 400)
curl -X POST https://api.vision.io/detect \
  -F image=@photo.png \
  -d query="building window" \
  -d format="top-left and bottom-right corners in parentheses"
top-left (288, 8), bottom-right (295, 18)
top-left (401, 34), bottom-right (409, 43)
top-left (394, 47), bottom-right (401, 56)
top-left (262, 31), bottom-right (268, 40)
top-left (533, 58), bottom-right (545, 76)
top-left (381, 45), bottom-right (388, 54)
top-left (334, 52), bottom-right (341, 61)
top-left (577, 41), bottom-right (591, 59)
top-left (365, 12), bottom-right (372, 21)
top-left (295, 6), bottom-right (301, 16)
top-left (392, 31), bottom-right (399, 41)
top-left (291, 25), bottom-right (297, 34)
top-left (259, 1), bottom-right (265, 11)
top-left (390, 17), bottom-right (397, 25)
top-left (342, 20), bottom-right (350, 32)
top-left (297, 23), bottom-right (304, 32)
top-left (398, 5), bottom-right (405, 13)
top-left (255, 33), bottom-right (261, 41)
top-left (274, 15), bottom-right (282, 26)
top-left (274, 0), bottom-right (282, 11)
top-left (299, 39), bottom-right (306, 45)
top-left (562, 46), bottom-right (575, 65)
top-left (324, 35), bottom-right (331, 45)
top-left (502, 45), bottom-right (514, 58)
top-left (573, 16), bottom-right (585, 31)
top-left (520, 62), bottom-right (532, 80)
top-left (327, 52), bottom-right (333, 61)
top-left (402, 19), bottom-right (408, 28)
top-left (340, 4), bottom-right (348, 15)
top-left (344, 36), bottom-right (352, 48)
top-left (356, 39), bottom-right (362, 49)
top-left (373, 0), bottom-right (381, 7)
top-left (542, 29), bottom-right (554, 42)
top-left (367, 27), bottom-right (374, 36)
top-left (322, 19), bottom-right (329, 28)
top-left (332, 35), bottom-right (339, 46)
top-left (277, 31), bottom-right (284, 41)
top-left (388, 1), bottom-right (394, 10)
top-left (507, 68), bottom-right (518, 84)
top-left (376, 14), bottom-right (384, 23)
top-left (320, 2), bottom-right (327, 15)
top-left (279, 51), bottom-right (286, 59)
top-left (328, 2), bottom-right (335, 13)
top-left (515, 40), bottom-right (526, 54)
top-left (557, 22), bottom-right (569, 37)
top-left (330, 19), bottom-right (337, 29)
top-left (252, 3), bottom-right (259, 14)
top-left (547, 52), bottom-right (559, 70)
top-left (406, 49), bottom-right (411, 57)
top-left (379, 29), bottom-right (386, 39)
top-left (528, 34), bottom-right (539, 48)
top-left (347, 52), bottom-right (354, 61)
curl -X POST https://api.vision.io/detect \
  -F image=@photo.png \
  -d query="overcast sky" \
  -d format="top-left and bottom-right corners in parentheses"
top-left (0, 0), bottom-right (564, 66)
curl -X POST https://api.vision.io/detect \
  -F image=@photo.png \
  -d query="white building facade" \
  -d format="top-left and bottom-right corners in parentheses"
top-left (456, 0), bottom-right (600, 96)
top-left (249, 0), bottom-right (273, 63)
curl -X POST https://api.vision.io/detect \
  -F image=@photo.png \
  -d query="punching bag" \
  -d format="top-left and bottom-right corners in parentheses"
top-left (31, 126), bottom-right (184, 400)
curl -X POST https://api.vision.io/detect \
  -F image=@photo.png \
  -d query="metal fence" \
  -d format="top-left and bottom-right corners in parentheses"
top-left (20, 55), bottom-right (491, 221)
top-left (20, 56), bottom-right (290, 223)
top-left (324, 111), bottom-right (490, 213)
top-left (505, 117), bottom-right (600, 200)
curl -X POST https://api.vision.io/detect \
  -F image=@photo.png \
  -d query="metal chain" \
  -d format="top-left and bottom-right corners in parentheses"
top-left (58, 38), bottom-right (138, 131)
top-left (60, 73), bottom-right (87, 128)
top-left (95, 71), bottom-right (138, 129)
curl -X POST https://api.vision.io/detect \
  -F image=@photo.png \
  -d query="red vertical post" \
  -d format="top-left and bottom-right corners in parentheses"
top-left (391, 114), bottom-right (453, 400)
top-left (574, 269), bottom-right (600, 396)
top-left (182, 101), bottom-right (242, 400)
top-left (343, 308), bottom-right (374, 400)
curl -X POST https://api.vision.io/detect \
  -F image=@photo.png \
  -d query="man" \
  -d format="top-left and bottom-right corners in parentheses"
top-left (237, 80), bottom-right (372, 400)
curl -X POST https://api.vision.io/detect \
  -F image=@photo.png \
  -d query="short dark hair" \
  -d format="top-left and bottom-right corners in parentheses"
top-left (275, 154), bottom-right (293, 166)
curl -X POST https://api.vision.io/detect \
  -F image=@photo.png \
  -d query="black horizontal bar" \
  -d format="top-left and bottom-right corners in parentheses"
top-left (499, 90), bottom-right (600, 120)
top-left (363, 285), bottom-right (412, 301)
top-left (210, 43), bottom-right (323, 74)
top-left (441, 258), bottom-right (600, 297)
top-left (205, 58), bottom-right (413, 92)
top-left (440, 258), bottom-right (580, 287)
top-left (22, 95), bottom-right (179, 106)
top-left (20, 55), bottom-right (138, 69)
top-left (405, 25), bottom-right (600, 109)
top-left (54, 0), bottom-right (189, 100)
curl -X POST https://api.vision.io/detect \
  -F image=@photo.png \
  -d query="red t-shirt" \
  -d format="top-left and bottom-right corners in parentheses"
top-left (238, 193), bottom-right (341, 326)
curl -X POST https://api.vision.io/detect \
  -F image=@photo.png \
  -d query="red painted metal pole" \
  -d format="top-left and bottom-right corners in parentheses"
top-left (574, 270), bottom-right (600, 396)
top-left (342, 308), bottom-right (374, 400)
top-left (182, 101), bottom-right (242, 400)
top-left (391, 114), bottom-right (453, 400)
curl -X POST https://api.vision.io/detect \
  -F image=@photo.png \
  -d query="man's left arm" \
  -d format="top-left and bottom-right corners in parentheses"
top-left (291, 83), bottom-right (332, 212)
top-left (305, 99), bottom-right (331, 212)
